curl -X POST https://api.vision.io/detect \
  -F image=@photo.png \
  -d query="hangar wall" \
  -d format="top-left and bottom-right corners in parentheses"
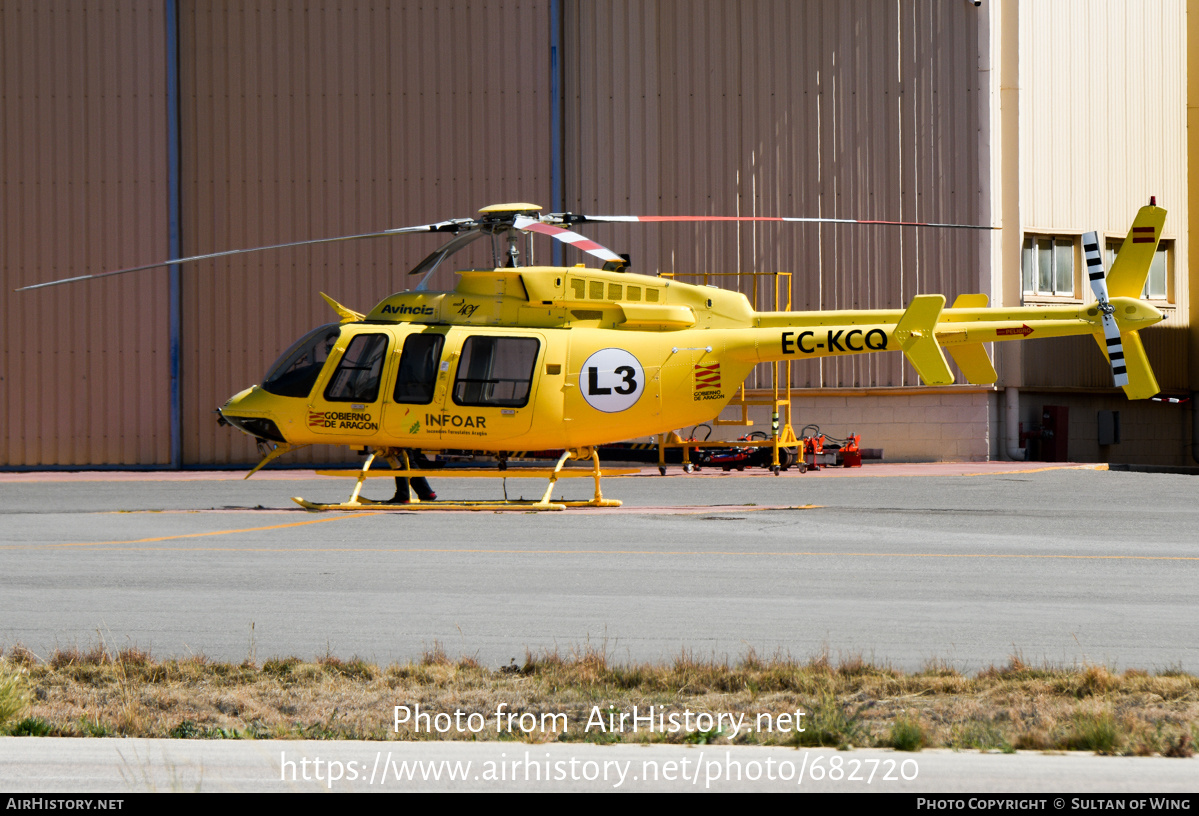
top-left (1, 0), bottom-right (554, 468)
top-left (562, 0), bottom-right (987, 392)
top-left (562, 0), bottom-right (1000, 462)
top-left (177, 1), bottom-right (553, 465)
top-left (0, 0), bottom-right (173, 467)
top-left (1, 1), bottom-right (1192, 467)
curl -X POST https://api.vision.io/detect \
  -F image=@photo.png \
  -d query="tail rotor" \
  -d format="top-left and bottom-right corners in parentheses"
top-left (1082, 231), bottom-right (1129, 388)
top-left (1081, 200), bottom-right (1166, 401)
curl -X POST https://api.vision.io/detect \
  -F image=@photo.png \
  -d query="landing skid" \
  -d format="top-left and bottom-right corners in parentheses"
top-left (292, 448), bottom-right (634, 512)
top-left (293, 497), bottom-right (607, 512)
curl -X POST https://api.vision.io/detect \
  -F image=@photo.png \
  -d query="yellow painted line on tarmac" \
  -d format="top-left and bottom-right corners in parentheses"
top-left (781, 463), bottom-right (1112, 479)
top-left (100, 504), bottom-right (813, 515)
top-left (965, 464), bottom-right (1110, 477)
top-left (969, 464), bottom-right (1110, 476)
top-left (14, 544), bottom-right (1197, 561)
top-left (3, 513), bottom-right (378, 549)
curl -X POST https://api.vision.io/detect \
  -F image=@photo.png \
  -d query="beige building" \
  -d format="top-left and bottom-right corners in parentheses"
top-left (1, 1), bottom-right (1194, 467)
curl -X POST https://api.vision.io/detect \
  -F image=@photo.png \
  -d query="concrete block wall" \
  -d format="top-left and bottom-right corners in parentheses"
top-left (705, 389), bottom-right (997, 463)
top-left (1017, 392), bottom-right (1194, 466)
top-left (650, 388), bottom-right (1195, 465)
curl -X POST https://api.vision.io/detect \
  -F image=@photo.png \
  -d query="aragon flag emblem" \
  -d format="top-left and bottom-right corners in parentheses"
top-left (694, 362), bottom-right (721, 391)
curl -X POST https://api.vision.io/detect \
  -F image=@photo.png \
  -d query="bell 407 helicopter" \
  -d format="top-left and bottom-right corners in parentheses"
top-left (21, 201), bottom-right (1168, 511)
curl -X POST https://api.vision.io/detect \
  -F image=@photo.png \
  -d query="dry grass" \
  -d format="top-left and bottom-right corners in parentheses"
top-left (1, 644), bottom-right (1197, 754)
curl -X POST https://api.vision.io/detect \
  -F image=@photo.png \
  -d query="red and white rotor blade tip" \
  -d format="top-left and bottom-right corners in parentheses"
top-left (513, 216), bottom-right (624, 264)
top-left (575, 214), bottom-right (995, 230)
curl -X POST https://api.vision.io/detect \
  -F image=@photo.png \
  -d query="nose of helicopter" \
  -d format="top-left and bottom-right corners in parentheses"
top-left (217, 385), bottom-right (288, 443)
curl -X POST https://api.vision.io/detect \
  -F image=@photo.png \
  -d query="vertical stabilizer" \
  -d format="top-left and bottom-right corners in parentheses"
top-left (1106, 204), bottom-right (1166, 298)
top-left (1093, 329), bottom-right (1161, 401)
top-left (1081, 202), bottom-right (1167, 400)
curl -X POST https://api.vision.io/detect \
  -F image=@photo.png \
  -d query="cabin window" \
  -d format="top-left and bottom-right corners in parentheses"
top-left (261, 323), bottom-right (340, 398)
top-left (323, 334), bottom-right (389, 402)
top-left (453, 336), bottom-right (540, 408)
top-left (393, 333), bottom-right (445, 405)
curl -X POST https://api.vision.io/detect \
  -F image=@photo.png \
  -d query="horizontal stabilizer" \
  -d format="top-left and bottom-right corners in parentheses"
top-left (895, 295), bottom-right (953, 385)
top-left (945, 343), bottom-right (997, 384)
top-left (951, 293), bottom-right (989, 309)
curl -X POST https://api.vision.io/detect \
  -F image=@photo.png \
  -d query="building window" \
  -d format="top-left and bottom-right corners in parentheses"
top-left (1022, 235), bottom-right (1075, 298)
top-left (1106, 240), bottom-right (1172, 301)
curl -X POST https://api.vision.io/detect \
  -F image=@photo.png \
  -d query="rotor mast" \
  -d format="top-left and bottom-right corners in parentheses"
top-left (477, 203), bottom-right (543, 269)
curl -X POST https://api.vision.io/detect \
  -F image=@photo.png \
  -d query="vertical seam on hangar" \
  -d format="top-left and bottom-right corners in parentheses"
top-left (166, 0), bottom-right (183, 468)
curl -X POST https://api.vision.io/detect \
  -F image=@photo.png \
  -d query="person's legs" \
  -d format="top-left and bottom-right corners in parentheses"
top-left (411, 475), bottom-right (436, 501)
top-left (389, 476), bottom-right (410, 503)
top-left (388, 453), bottom-right (436, 503)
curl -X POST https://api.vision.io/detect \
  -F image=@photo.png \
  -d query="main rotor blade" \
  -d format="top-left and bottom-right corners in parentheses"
top-left (407, 229), bottom-right (486, 280)
top-left (513, 216), bottom-right (625, 264)
top-left (552, 214), bottom-right (997, 230)
top-left (16, 219), bottom-right (474, 292)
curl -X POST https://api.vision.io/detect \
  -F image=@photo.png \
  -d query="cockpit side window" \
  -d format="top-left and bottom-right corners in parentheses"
top-left (393, 333), bottom-right (444, 405)
top-left (324, 334), bottom-right (390, 403)
top-left (452, 335), bottom-right (540, 407)
top-left (261, 323), bottom-right (340, 398)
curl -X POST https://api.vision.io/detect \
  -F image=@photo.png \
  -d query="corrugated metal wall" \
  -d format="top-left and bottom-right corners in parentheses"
top-left (562, 0), bottom-right (985, 389)
top-left (3, 1), bottom-right (1191, 466)
top-left (1020, 0), bottom-right (1189, 390)
top-left (0, 0), bottom-right (172, 466)
top-left (178, 0), bottom-right (552, 464)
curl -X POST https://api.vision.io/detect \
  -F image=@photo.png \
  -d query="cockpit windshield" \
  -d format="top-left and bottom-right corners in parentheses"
top-left (261, 323), bottom-right (341, 398)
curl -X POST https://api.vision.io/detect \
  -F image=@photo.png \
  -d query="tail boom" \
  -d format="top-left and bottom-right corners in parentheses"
top-left (738, 299), bottom-right (1162, 394)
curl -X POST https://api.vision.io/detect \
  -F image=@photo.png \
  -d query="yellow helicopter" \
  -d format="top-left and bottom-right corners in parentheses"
top-left (20, 201), bottom-right (1167, 511)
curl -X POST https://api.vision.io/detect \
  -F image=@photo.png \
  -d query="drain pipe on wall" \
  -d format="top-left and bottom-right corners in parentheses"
top-left (1005, 387), bottom-right (1026, 461)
